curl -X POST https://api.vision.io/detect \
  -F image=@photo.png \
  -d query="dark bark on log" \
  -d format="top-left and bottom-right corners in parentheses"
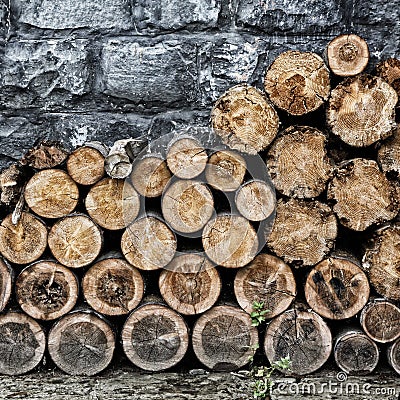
top-left (0, 257), bottom-right (12, 313)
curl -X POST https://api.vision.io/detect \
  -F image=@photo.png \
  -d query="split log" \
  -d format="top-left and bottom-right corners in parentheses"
top-left (48, 214), bottom-right (103, 268)
top-left (192, 305), bottom-right (258, 371)
top-left (264, 307), bottom-right (332, 375)
top-left (360, 299), bottom-right (400, 343)
top-left (305, 256), bottom-right (370, 320)
top-left (161, 180), bottom-right (214, 234)
top-left (267, 199), bottom-right (337, 266)
top-left (67, 145), bottom-right (105, 185)
top-left (378, 125), bottom-right (400, 176)
top-left (202, 214), bottom-right (258, 268)
top-left (48, 310), bottom-right (115, 376)
top-left (0, 312), bottom-right (46, 375)
top-left (0, 164), bottom-right (27, 205)
top-left (211, 84), bottom-right (279, 154)
top-left (131, 155), bottom-right (171, 197)
top-left (85, 178), bottom-right (140, 230)
top-left (234, 254), bottom-right (296, 318)
top-left (122, 303), bottom-right (189, 371)
top-left (24, 169), bottom-right (79, 219)
top-left (376, 58), bottom-right (400, 99)
top-left (20, 141), bottom-right (69, 170)
top-left (363, 224), bottom-right (400, 301)
top-left (327, 74), bottom-right (397, 147)
top-left (82, 258), bottom-right (144, 316)
top-left (235, 179), bottom-right (275, 221)
top-left (327, 158), bottom-right (397, 231)
top-left (159, 254), bottom-right (221, 315)
top-left (266, 126), bottom-right (333, 198)
top-left (0, 258), bottom-right (12, 313)
top-left (388, 338), bottom-right (400, 375)
top-left (205, 150), bottom-right (246, 192)
top-left (15, 261), bottom-right (79, 321)
top-left (121, 215), bottom-right (177, 270)
top-left (166, 136), bottom-right (208, 179)
top-left (0, 212), bottom-right (48, 265)
top-left (264, 50), bottom-right (330, 115)
top-left (326, 34), bottom-right (369, 76)
top-left (334, 328), bottom-right (379, 375)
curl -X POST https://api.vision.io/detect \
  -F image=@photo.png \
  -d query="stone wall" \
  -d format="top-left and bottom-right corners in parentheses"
top-left (0, 0), bottom-right (399, 168)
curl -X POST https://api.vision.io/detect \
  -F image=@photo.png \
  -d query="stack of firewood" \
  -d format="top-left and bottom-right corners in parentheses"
top-left (0, 34), bottom-right (399, 377)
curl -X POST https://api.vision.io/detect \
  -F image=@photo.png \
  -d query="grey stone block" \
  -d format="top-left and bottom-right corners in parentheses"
top-left (101, 39), bottom-right (198, 106)
top-left (132, 0), bottom-right (221, 32)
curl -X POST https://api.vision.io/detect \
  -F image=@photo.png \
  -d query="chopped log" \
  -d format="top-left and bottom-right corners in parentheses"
top-left (0, 258), bottom-right (12, 313)
top-left (122, 303), bottom-right (189, 371)
top-left (121, 215), bottom-right (177, 270)
top-left (376, 58), bottom-right (400, 99)
top-left (202, 214), bottom-right (258, 268)
top-left (305, 256), bottom-right (370, 320)
top-left (0, 212), bottom-right (48, 265)
top-left (82, 258), bottom-right (144, 316)
top-left (48, 310), bottom-right (115, 376)
top-left (0, 164), bottom-right (27, 205)
top-left (20, 141), bottom-right (69, 170)
top-left (327, 74), bottom-right (397, 147)
top-left (378, 125), bottom-right (400, 176)
top-left (85, 178), bottom-right (140, 230)
top-left (234, 254), bottom-right (296, 318)
top-left (388, 338), bottom-right (400, 375)
top-left (24, 169), bottom-right (79, 219)
top-left (192, 305), bottom-right (258, 371)
top-left (131, 155), bottom-right (171, 198)
top-left (360, 299), bottom-right (400, 343)
top-left (267, 199), bottom-right (337, 266)
top-left (0, 312), bottom-right (46, 375)
top-left (166, 136), bottom-right (208, 179)
top-left (67, 146), bottom-right (105, 185)
top-left (235, 179), bottom-right (275, 221)
top-left (15, 261), bottom-right (79, 321)
top-left (326, 34), bottom-right (369, 76)
top-left (211, 84), bottom-right (279, 154)
top-left (104, 139), bottom-right (134, 179)
top-left (205, 150), bottom-right (247, 192)
top-left (266, 126), bottom-right (333, 198)
top-left (334, 328), bottom-right (379, 375)
top-left (162, 180), bottom-right (214, 234)
top-left (264, 50), bottom-right (330, 115)
top-left (48, 214), bottom-right (103, 268)
top-left (159, 254), bottom-right (221, 315)
top-left (363, 224), bottom-right (400, 301)
top-left (264, 307), bottom-right (332, 376)
top-left (327, 158), bottom-right (397, 231)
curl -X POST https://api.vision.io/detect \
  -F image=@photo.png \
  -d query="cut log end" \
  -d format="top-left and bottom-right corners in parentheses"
top-left (264, 308), bottom-right (332, 376)
top-left (267, 126), bottom-right (333, 198)
top-left (327, 34), bottom-right (369, 76)
top-left (376, 58), bottom-right (400, 98)
top-left (16, 261), bottom-right (79, 321)
top-left (305, 257), bottom-right (370, 320)
top-left (388, 338), bottom-right (400, 375)
top-left (192, 305), bottom-right (258, 371)
top-left (327, 74), bottom-right (397, 147)
top-left (264, 50), bottom-right (330, 115)
top-left (0, 258), bottom-right (12, 313)
top-left (0, 312), bottom-right (46, 375)
top-left (160, 254), bottom-right (221, 315)
top-left (122, 304), bottom-right (189, 371)
top-left (211, 84), bottom-right (279, 154)
top-left (83, 258), bottom-right (144, 316)
top-left (48, 311), bottom-right (115, 376)
top-left (20, 141), bottom-right (69, 170)
top-left (267, 199), bottom-right (337, 266)
top-left (0, 212), bottom-right (48, 265)
top-left (378, 125), bottom-right (400, 176)
top-left (202, 214), bottom-right (259, 268)
top-left (121, 216), bottom-right (177, 270)
top-left (234, 254), bottom-right (296, 318)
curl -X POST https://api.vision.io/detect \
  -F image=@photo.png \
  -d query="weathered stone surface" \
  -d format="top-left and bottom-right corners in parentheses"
top-left (132, 0), bottom-right (221, 32)
top-left (101, 39), bottom-right (198, 106)
top-left (236, 0), bottom-right (343, 34)
top-left (15, 0), bottom-right (132, 31)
